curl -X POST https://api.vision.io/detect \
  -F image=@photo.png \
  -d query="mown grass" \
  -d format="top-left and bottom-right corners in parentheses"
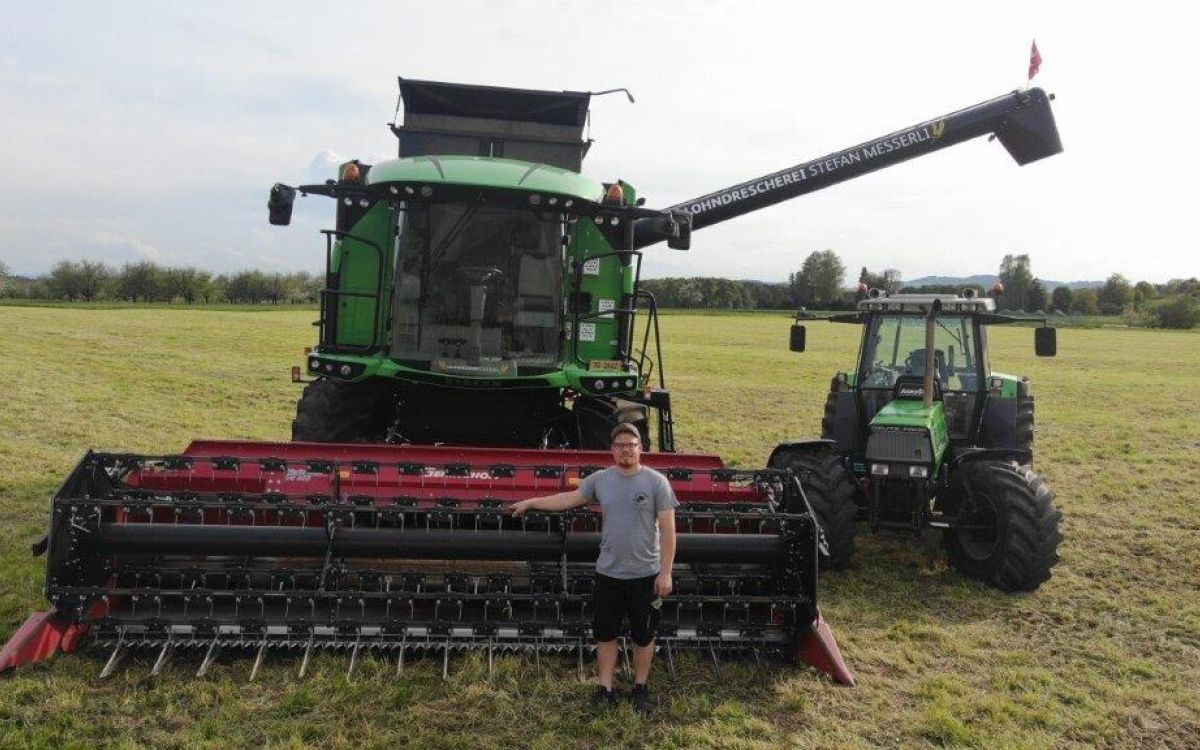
top-left (1, 306), bottom-right (1198, 749)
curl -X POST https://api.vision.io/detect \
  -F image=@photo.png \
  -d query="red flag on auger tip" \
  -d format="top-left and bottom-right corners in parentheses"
top-left (1028, 40), bottom-right (1042, 80)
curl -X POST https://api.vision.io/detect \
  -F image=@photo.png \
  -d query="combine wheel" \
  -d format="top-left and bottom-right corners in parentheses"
top-left (291, 378), bottom-right (392, 442)
top-left (769, 448), bottom-right (857, 569)
top-left (945, 460), bottom-right (1061, 591)
top-left (574, 396), bottom-right (649, 450)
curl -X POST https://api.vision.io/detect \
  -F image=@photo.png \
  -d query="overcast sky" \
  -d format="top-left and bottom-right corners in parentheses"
top-left (1, 1), bottom-right (1195, 284)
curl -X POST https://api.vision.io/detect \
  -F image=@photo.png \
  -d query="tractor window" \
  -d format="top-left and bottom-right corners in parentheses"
top-left (861, 315), bottom-right (981, 392)
top-left (389, 202), bottom-right (563, 373)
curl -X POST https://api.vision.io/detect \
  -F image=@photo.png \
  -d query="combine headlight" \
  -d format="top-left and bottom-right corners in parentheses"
top-left (309, 358), bottom-right (320, 371)
top-left (908, 465), bottom-right (930, 478)
top-left (339, 365), bottom-right (352, 376)
top-left (871, 463), bottom-right (889, 476)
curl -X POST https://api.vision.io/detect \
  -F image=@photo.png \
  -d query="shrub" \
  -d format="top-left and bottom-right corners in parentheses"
top-left (1150, 295), bottom-right (1200, 330)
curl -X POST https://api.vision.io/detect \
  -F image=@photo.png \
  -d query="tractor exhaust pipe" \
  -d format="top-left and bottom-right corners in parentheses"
top-left (924, 299), bottom-right (941, 408)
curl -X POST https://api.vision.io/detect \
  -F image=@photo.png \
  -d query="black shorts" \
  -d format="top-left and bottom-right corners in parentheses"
top-left (592, 572), bottom-right (660, 647)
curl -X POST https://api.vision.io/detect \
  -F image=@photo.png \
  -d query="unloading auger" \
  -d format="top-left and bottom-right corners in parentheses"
top-left (1, 441), bottom-right (852, 684)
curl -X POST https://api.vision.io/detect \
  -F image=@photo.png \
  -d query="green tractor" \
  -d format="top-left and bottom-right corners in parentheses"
top-left (770, 289), bottom-right (1063, 591)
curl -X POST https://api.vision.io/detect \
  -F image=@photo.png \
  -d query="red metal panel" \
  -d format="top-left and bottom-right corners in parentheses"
top-left (0, 611), bottom-right (87, 673)
top-left (117, 440), bottom-right (767, 507)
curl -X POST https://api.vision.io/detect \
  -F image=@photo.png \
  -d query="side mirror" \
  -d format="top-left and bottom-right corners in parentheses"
top-left (633, 211), bottom-right (691, 250)
top-left (268, 183), bottom-right (296, 226)
top-left (667, 211), bottom-right (691, 251)
top-left (1035, 326), bottom-right (1057, 357)
top-left (790, 324), bottom-right (807, 352)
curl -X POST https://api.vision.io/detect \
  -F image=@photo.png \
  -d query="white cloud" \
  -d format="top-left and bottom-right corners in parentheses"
top-left (2, 2), bottom-right (1197, 282)
top-left (88, 231), bottom-right (162, 262)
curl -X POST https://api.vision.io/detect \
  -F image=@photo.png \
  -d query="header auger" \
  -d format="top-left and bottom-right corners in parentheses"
top-left (4, 75), bottom-right (1062, 681)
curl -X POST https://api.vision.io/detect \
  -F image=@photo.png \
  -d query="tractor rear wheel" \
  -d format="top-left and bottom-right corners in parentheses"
top-left (944, 461), bottom-right (1061, 591)
top-left (769, 448), bottom-right (858, 569)
top-left (291, 378), bottom-right (393, 442)
top-left (1015, 395), bottom-right (1035, 458)
top-left (820, 392), bottom-right (838, 440)
top-left (574, 396), bottom-right (650, 450)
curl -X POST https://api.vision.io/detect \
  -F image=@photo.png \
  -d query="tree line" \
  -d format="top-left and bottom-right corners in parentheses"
top-left (994, 253), bottom-right (1199, 329)
top-left (3, 252), bottom-right (1196, 329)
top-left (0, 260), bottom-right (322, 305)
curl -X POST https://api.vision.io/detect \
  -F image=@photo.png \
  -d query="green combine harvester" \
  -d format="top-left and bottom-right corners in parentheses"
top-left (772, 289), bottom-right (1063, 590)
top-left (1, 77), bottom-right (1062, 680)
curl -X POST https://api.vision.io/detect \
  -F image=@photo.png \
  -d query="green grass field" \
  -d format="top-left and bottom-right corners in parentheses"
top-left (1, 306), bottom-right (1198, 749)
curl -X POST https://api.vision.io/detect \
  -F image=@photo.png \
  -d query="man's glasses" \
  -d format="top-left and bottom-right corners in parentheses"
top-left (612, 442), bottom-right (641, 450)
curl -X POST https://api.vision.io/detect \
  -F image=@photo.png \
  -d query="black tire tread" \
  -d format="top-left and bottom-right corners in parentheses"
top-left (1015, 395), bottom-right (1035, 459)
top-left (291, 379), bottom-right (390, 443)
top-left (769, 447), bottom-right (858, 569)
top-left (575, 396), bottom-right (649, 451)
top-left (820, 391), bottom-right (838, 441)
top-left (945, 461), bottom-right (1062, 592)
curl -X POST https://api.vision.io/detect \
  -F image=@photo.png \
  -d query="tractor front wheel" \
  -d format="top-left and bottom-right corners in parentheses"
top-left (769, 448), bottom-right (858, 569)
top-left (291, 378), bottom-right (393, 443)
top-left (944, 461), bottom-right (1061, 591)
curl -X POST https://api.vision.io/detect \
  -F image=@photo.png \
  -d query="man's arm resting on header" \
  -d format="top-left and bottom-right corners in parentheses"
top-left (655, 508), bottom-right (677, 596)
top-left (510, 489), bottom-right (589, 516)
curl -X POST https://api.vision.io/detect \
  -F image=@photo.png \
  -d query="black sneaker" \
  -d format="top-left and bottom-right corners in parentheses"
top-left (591, 685), bottom-right (618, 707)
top-left (630, 683), bottom-right (652, 714)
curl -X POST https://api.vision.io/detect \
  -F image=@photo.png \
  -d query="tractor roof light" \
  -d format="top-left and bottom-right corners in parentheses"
top-left (909, 465), bottom-right (929, 478)
top-left (871, 463), bottom-right (890, 476)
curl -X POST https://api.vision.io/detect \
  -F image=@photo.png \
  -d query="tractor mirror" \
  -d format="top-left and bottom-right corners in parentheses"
top-left (1035, 326), bottom-right (1057, 357)
top-left (790, 324), bottom-right (807, 352)
top-left (268, 183), bottom-right (296, 226)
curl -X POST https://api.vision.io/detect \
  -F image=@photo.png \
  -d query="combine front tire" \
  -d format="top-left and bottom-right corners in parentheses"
top-left (945, 461), bottom-right (1061, 591)
top-left (575, 396), bottom-right (649, 450)
top-left (769, 448), bottom-right (858, 569)
top-left (291, 378), bottom-right (392, 442)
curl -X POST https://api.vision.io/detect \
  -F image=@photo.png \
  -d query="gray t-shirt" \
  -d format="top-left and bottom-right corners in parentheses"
top-left (578, 466), bottom-right (679, 579)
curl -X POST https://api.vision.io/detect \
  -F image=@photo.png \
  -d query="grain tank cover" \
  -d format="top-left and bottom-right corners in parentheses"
top-left (391, 78), bottom-right (592, 171)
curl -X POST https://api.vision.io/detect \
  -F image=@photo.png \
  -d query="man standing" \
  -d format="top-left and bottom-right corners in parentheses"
top-left (509, 423), bottom-right (678, 713)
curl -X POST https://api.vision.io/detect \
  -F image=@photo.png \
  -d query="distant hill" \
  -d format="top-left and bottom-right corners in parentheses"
top-left (906, 275), bottom-right (1103, 291)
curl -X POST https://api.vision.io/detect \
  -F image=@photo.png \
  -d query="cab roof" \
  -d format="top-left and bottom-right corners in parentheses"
top-left (367, 154), bottom-right (605, 203)
top-left (857, 293), bottom-right (996, 314)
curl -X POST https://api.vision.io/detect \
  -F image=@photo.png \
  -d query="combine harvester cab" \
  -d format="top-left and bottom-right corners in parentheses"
top-left (4, 75), bottom-right (1062, 681)
top-left (1, 441), bottom-right (851, 684)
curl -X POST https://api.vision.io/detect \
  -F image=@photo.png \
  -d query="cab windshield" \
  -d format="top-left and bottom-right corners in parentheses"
top-left (389, 201), bottom-right (564, 374)
top-left (860, 314), bottom-right (981, 392)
